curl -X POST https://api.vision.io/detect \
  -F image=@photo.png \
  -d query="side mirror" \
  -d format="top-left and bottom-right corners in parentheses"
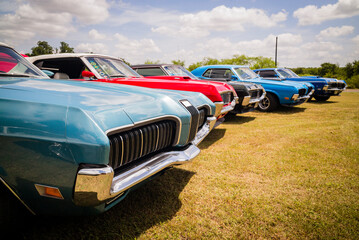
top-left (274, 74), bottom-right (279, 78)
top-left (42, 70), bottom-right (54, 77)
top-left (231, 75), bottom-right (238, 80)
top-left (82, 70), bottom-right (95, 78)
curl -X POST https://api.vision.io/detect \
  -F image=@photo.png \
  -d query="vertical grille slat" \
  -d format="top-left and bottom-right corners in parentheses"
top-left (108, 120), bottom-right (176, 170)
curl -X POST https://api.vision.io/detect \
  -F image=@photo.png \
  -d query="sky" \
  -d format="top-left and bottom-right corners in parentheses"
top-left (1, 0), bottom-right (359, 68)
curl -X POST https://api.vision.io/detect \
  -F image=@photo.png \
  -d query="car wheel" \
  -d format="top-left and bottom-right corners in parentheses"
top-left (258, 93), bottom-right (279, 112)
top-left (314, 95), bottom-right (330, 101)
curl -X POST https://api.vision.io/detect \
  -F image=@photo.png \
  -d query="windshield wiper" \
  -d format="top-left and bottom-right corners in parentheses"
top-left (109, 74), bottom-right (126, 78)
top-left (0, 73), bottom-right (31, 77)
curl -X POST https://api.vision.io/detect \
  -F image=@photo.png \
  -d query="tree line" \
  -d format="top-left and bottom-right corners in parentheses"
top-left (26, 41), bottom-right (358, 88)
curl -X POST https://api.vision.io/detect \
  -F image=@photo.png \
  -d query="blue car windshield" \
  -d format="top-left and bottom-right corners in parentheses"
top-left (285, 69), bottom-right (299, 78)
top-left (278, 69), bottom-right (299, 78)
top-left (85, 57), bottom-right (141, 78)
top-left (0, 46), bottom-right (48, 78)
top-left (234, 67), bottom-right (258, 80)
top-left (164, 65), bottom-right (197, 79)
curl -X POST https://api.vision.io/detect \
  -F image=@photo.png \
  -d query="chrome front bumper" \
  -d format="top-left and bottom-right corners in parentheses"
top-left (192, 116), bottom-right (216, 145)
top-left (74, 144), bottom-right (200, 207)
top-left (241, 91), bottom-right (266, 106)
top-left (214, 97), bottom-right (238, 117)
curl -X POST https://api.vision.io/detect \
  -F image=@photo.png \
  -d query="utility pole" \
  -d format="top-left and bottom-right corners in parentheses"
top-left (275, 37), bottom-right (278, 67)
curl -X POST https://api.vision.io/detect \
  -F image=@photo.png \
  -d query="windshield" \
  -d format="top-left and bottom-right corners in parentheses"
top-left (163, 65), bottom-right (197, 79)
top-left (277, 69), bottom-right (292, 78)
top-left (285, 69), bottom-right (299, 78)
top-left (0, 46), bottom-right (48, 78)
top-left (234, 67), bottom-right (258, 80)
top-left (85, 57), bottom-right (141, 78)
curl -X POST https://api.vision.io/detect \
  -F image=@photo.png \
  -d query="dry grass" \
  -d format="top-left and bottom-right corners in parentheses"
top-left (16, 92), bottom-right (359, 239)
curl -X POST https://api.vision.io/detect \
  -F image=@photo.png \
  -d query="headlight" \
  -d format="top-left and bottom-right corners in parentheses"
top-left (291, 94), bottom-right (299, 101)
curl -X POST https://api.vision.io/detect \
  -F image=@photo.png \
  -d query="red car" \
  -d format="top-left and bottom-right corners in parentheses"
top-left (28, 54), bottom-right (238, 120)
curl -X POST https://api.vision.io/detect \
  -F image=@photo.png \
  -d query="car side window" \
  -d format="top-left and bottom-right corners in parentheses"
top-left (33, 58), bottom-right (87, 79)
top-left (258, 70), bottom-right (277, 78)
top-left (203, 69), bottom-right (232, 78)
top-left (135, 68), bottom-right (166, 76)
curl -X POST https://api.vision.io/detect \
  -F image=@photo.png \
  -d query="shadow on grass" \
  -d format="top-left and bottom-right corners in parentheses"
top-left (307, 100), bottom-right (338, 105)
top-left (199, 128), bottom-right (226, 149)
top-left (271, 106), bottom-right (307, 114)
top-left (17, 168), bottom-right (195, 239)
top-left (222, 114), bottom-right (256, 124)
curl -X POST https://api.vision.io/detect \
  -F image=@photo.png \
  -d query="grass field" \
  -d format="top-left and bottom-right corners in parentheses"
top-left (18, 91), bottom-right (359, 239)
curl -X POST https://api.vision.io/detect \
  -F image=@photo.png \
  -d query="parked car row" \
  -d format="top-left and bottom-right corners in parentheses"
top-left (0, 42), bottom-right (346, 219)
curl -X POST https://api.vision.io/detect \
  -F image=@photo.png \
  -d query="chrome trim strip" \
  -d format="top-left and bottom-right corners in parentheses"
top-left (74, 144), bottom-right (200, 206)
top-left (0, 177), bottom-right (36, 215)
top-left (119, 135), bottom-right (124, 167)
top-left (139, 129), bottom-right (144, 157)
top-left (155, 125), bottom-right (160, 151)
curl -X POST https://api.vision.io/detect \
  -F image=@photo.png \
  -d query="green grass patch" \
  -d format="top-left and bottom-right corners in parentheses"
top-left (17, 92), bottom-right (359, 239)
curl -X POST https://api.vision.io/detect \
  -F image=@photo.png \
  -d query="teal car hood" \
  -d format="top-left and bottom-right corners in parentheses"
top-left (0, 78), bottom-right (194, 134)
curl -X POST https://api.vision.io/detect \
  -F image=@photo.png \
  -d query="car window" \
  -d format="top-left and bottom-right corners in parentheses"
top-left (203, 68), bottom-right (232, 78)
top-left (0, 46), bottom-right (48, 78)
top-left (86, 57), bottom-right (140, 78)
top-left (277, 69), bottom-right (292, 78)
top-left (163, 65), bottom-right (198, 78)
top-left (134, 67), bottom-right (166, 76)
top-left (34, 58), bottom-right (86, 79)
top-left (257, 70), bottom-right (277, 78)
top-left (234, 67), bottom-right (258, 80)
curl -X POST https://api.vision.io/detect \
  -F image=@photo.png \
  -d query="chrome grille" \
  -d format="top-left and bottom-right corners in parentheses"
top-left (249, 89), bottom-right (263, 100)
top-left (298, 88), bottom-right (306, 97)
top-left (198, 108), bottom-right (207, 130)
top-left (108, 120), bottom-right (176, 170)
top-left (220, 92), bottom-right (234, 105)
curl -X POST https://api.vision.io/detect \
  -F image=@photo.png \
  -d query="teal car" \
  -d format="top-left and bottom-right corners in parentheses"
top-left (192, 65), bottom-right (314, 112)
top-left (0, 43), bottom-right (216, 218)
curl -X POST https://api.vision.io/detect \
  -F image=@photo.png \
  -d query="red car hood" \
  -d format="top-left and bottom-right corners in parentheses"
top-left (92, 76), bottom-right (237, 103)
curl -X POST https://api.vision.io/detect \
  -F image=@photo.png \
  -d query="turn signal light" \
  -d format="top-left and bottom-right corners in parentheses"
top-left (35, 184), bottom-right (64, 199)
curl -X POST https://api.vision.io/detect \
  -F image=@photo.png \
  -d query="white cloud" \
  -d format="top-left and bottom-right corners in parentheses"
top-left (147, 5), bottom-right (287, 38)
top-left (180, 5), bottom-right (287, 31)
top-left (0, 4), bottom-right (75, 45)
top-left (316, 25), bottom-right (354, 40)
top-left (88, 29), bottom-right (106, 40)
top-left (113, 34), bottom-right (161, 63)
top-left (29, 0), bottom-right (110, 24)
top-left (352, 35), bottom-right (359, 43)
top-left (75, 43), bottom-right (109, 54)
top-left (294, 0), bottom-right (359, 25)
top-left (0, 0), bottom-right (110, 45)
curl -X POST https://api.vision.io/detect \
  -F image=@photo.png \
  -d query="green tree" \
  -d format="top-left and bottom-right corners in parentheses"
top-left (171, 59), bottom-right (185, 66)
top-left (30, 41), bottom-right (54, 56)
top-left (318, 62), bottom-right (339, 77)
top-left (59, 41), bottom-right (74, 53)
top-left (144, 60), bottom-right (160, 64)
top-left (250, 56), bottom-right (275, 69)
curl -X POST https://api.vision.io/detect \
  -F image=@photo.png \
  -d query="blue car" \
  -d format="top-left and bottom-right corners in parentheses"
top-left (192, 65), bottom-right (314, 112)
top-left (0, 43), bottom-right (217, 219)
top-left (253, 68), bottom-right (347, 101)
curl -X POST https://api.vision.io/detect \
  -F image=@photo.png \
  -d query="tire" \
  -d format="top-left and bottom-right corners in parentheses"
top-left (258, 93), bottom-right (279, 112)
top-left (314, 95), bottom-right (330, 101)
